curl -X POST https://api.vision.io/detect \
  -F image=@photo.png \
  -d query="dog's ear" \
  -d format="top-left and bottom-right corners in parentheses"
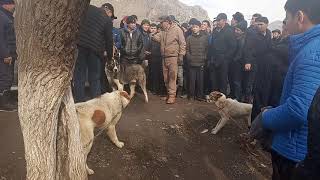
top-left (210, 91), bottom-right (223, 101)
top-left (120, 91), bottom-right (131, 101)
top-left (92, 110), bottom-right (106, 127)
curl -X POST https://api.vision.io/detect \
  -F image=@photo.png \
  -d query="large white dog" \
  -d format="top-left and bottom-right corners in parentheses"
top-left (75, 91), bottom-right (131, 175)
top-left (206, 91), bottom-right (252, 134)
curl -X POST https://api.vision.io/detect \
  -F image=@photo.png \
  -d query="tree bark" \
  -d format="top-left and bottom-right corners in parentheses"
top-left (15, 0), bottom-right (90, 179)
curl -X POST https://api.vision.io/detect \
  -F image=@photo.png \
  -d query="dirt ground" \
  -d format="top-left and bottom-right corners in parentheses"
top-left (0, 93), bottom-right (272, 180)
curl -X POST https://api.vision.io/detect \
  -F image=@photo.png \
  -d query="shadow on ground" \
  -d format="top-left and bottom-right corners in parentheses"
top-left (0, 93), bottom-right (271, 180)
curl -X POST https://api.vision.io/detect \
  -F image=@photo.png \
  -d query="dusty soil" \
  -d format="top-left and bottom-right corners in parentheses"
top-left (0, 94), bottom-right (272, 180)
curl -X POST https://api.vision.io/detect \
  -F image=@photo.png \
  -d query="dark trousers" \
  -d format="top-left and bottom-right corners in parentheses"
top-left (188, 66), bottom-right (204, 99)
top-left (73, 47), bottom-right (102, 103)
top-left (242, 70), bottom-right (256, 103)
top-left (251, 66), bottom-right (273, 121)
top-left (0, 58), bottom-right (15, 93)
top-left (271, 151), bottom-right (297, 180)
top-left (150, 56), bottom-right (165, 95)
top-left (100, 57), bottom-right (112, 93)
top-left (204, 66), bottom-right (211, 95)
top-left (209, 62), bottom-right (229, 95)
top-left (268, 71), bottom-right (286, 107)
top-left (229, 61), bottom-right (243, 101)
top-left (293, 160), bottom-right (320, 180)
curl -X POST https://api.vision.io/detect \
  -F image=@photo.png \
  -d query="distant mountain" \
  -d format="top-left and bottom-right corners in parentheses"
top-left (269, 20), bottom-right (283, 31)
top-left (91, 0), bottom-right (210, 27)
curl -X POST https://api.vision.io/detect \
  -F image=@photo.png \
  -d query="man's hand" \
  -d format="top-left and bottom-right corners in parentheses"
top-left (245, 64), bottom-right (252, 71)
top-left (143, 60), bottom-right (149, 67)
top-left (145, 51), bottom-right (151, 55)
top-left (4, 57), bottom-right (12, 65)
top-left (178, 55), bottom-right (184, 65)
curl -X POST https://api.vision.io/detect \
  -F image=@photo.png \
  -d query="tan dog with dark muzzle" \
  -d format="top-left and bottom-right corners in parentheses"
top-left (75, 91), bottom-right (131, 175)
top-left (105, 47), bottom-right (148, 103)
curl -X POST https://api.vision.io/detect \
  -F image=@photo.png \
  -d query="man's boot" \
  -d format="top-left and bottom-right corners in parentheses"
top-left (0, 91), bottom-right (17, 112)
top-left (166, 95), bottom-right (176, 104)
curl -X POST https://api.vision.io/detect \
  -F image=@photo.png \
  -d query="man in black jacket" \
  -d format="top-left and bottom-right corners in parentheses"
top-left (246, 16), bottom-right (273, 121)
top-left (101, 3), bottom-right (117, 93)
top-left (208, 13), bottom-right (237, 94)
top-left (73, 4), bottom-right (113, 103)
top-left (149, 23), bottom-right (165, 95)
top-left (229, 20), bottom-right (247, 101)
top-left (0, 0), bottom-right (16, 111)
top-left (242, 13), bottom-right (262, 103)
top-left (120, 16), bottom-right (144, 65)
top-left (268, 22), bottom-right (290, 107)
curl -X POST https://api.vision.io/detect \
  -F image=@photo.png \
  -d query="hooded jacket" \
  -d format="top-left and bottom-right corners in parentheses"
top-left (152, 24), bottom-right (186, 58)
top-left (262, 25), bottom-right (320, 162)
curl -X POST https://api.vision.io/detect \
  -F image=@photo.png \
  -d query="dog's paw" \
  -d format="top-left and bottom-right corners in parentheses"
top-left (87, 168), bottom-right (95, 175)
top-left (115, 141), bottom-right (124, 148)
top-left (211, 129), bottom-right (218, 135)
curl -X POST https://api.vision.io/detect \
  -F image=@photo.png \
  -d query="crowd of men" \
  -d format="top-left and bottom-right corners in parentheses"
top-left (1, 0), bottom-right (320, 179)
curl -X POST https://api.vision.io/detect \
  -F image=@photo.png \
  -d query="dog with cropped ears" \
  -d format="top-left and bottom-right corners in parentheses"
top-left (75, 91), bottom-right (131, 175)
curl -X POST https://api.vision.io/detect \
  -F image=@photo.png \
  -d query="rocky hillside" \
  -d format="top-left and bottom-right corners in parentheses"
top-left (91, 0), bottom-right (210, 27)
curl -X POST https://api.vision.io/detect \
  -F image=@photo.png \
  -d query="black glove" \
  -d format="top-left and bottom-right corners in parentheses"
top-left (249, 112), bottom-right (273, 151)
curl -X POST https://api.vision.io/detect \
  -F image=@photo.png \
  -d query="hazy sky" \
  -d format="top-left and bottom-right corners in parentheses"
top-left (180, 0), bottom-right (287, 22)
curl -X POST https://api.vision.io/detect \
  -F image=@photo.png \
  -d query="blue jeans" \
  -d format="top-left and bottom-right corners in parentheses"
top-left (73, 47), bottom-right (101, 102)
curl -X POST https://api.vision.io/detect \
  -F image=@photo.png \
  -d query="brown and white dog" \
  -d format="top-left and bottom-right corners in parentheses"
top-left (105, 47), bottom-right (148, 103)
top-left (75, 91), bottom-right (131, 175)
top-left (206, 91), bottom-right (252, 134)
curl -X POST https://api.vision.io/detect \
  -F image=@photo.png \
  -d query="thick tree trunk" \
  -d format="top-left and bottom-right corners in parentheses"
top-left (15, 0), bottom-right (90, 179)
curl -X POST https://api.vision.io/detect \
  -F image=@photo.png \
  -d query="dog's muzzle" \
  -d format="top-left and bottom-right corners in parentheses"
top-left (113, 67), bottom-right (118, 73)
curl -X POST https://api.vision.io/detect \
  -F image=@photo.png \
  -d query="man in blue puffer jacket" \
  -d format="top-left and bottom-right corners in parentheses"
top-left (260, 0), bottom-right (320, 179)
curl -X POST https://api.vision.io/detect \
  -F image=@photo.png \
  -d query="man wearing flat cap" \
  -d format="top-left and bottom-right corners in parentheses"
top-left (0, 0), bottom-right (16, 111)
top-left (152, 15), bottom-right (186, 104)
top-left (208, 13), bottom-right (237, 95)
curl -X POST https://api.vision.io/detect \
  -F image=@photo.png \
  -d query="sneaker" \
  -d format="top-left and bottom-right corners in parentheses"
top-left (180, 94), bottom-right (188, 99)
top-left (0, 91), bottom-right (18, 112)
